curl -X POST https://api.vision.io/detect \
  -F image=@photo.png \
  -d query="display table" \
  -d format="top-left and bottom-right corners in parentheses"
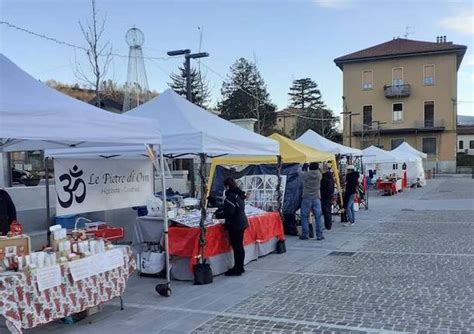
top-left (0, 246), bottom-right (136, 334)
top-left (377, 179), bottom-right (402, 196)
top-left (168, 212), bottom-right (284, 280)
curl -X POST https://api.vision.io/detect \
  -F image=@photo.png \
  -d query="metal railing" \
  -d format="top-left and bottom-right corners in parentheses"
top-left (415, 119), bottom-right (445, 129)
top-left (384, 84), bottom-right (410, 98)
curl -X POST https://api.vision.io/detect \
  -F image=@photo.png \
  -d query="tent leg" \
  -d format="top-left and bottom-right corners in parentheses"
top-left (155, 145), bottom-right (172, 297)
top-left (276, 155), bottom-right (282, 214)
top-left (45, 157), bottom-right (51, 246)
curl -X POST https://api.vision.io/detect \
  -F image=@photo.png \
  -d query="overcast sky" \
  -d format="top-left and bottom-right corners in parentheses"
top-left (1, 0), bottom-right (473, 116)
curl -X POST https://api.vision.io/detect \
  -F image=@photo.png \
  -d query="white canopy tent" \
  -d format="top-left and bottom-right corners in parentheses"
top-left (392, 142), bottom-right (427, 159)
top-left (362, 145), bottom-right (404, 179)
top-left (0, 54), bottom-right (173, 295)
top-left (126, 89), bottom-right (279, 157)
top-left (0, 54), bottom-right (162, 152)
top-left (391, 143), bottom-right (427, 186)
top-left (296, 129), bottom-right (362, 155)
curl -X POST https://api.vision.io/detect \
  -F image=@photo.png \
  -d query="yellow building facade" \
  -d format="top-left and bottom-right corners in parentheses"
top-left (334, 37), bottom-right (467, 172)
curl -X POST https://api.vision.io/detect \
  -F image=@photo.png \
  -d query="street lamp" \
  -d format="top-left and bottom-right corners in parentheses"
top-left (167, 49), bottom-right (209, 102)
top-left (340, 111), bottom-right (360, 147)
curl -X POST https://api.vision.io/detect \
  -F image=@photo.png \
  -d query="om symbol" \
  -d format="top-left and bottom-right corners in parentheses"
top-left (57, 165), bottom-right (87, 208)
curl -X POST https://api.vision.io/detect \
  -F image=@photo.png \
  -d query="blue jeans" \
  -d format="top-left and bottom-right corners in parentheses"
top-left (301, 198), bottom-right (323, 238)
top-left (346, 194), bottom-right (356, 224)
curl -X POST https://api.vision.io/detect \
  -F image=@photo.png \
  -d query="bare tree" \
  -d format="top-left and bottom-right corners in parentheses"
top-left (75, 0), bottom-right (112, 108)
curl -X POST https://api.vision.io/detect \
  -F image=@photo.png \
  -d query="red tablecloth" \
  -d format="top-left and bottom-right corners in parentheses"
top-left (377, 181), bottom-right (397, 195)
top-left (168, 212), bottom-right (284, 270)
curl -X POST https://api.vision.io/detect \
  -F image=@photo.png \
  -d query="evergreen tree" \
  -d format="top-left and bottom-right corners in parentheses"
top-left (288, 78), bottom-right (338, 139)
top-left (219, 58), bottom-right (276, 135)
top-left (168, 64), bottom-right (211, 108)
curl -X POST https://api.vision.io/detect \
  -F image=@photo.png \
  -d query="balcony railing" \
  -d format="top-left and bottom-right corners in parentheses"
top-left (415, 119), bottom-right (445, 129)
top-left (384, 84), bottom-right (411, 98)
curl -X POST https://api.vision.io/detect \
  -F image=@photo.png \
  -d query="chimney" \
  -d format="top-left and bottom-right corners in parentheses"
top-left (443, 35), bottom-right (447, 43)
top-left (436, 36), bottom-right (440, 43)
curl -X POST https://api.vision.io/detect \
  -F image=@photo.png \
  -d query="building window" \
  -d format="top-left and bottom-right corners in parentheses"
top-left (391, 138), bottom-right (405, 150)
top-left (363, 105), bottom-right (372, 128)
top-left (470, 141), bottom-right (474, 149)
top-left (278, 118), bottom-right (282, 123)
top-left (362, 70), bottom-right (373, 90)
top-left (392, 67), bottom-right (403, 86)
top-left (424, 101), bottom-right (435, 127)
top-left (392, 103), bottom-right (403, 122)
top-left (422, 138), bottom-right (437, 155)
top-left (459, 140), bottom-right (464, 150)
top-left (423, 65), bottom-right (435, 85)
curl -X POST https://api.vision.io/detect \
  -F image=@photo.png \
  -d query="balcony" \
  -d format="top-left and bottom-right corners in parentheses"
top-left (384, 84), bottom-right (410, 98)
top-left (352, 119), bottom-right (445, 136)
top-left (415, 119), bottom-right (445, 130)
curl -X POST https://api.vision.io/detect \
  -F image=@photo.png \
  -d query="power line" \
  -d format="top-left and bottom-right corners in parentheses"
top-left (0, 21), bottom-right (172, 61)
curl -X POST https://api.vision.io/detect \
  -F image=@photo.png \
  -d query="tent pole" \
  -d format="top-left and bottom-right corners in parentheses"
top-left (197, 153), bottom-right (209, 273)
top-left (155, 144), bottom-right (172, 297)
top-left (45, 156), bottom-right (51, 246)
top-left (276, 155), bottom-right (282, 214)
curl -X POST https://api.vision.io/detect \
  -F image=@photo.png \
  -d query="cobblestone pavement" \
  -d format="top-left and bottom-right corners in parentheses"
top-left (193, 177), bottom-right (474, 334)
top-left (17, 177), bottom-right (474, 334)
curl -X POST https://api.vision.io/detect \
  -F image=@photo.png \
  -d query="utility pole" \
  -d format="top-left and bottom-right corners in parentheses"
top-left (167, 49), bottom-right (210, 198)
top-left (341, 111), bottom-right (360, 147)
top-left (167, 49), bottom-right (209, 102)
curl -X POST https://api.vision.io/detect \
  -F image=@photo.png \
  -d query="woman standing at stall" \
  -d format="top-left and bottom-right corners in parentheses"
top-left (216, 177), bottom-right (248, 276)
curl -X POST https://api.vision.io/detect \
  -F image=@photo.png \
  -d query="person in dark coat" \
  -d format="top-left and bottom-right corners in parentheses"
top-left (0, 189), bottom-right (17, 235)
top-left (343, 165), bottom-right (360, 226)
top-left (215, 177), bottom-right (249, 276)
top-left (320, 167), bottom-right (335, 230)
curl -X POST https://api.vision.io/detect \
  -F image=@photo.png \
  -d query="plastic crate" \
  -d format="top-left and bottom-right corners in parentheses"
top-left (55, 215), bottom-right (77, 229)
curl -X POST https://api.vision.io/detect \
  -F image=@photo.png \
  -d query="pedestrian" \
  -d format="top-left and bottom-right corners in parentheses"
top-left (215, 177), bottom-right (249, 276)
top-left (343, 165), bottom-right (360, 226)
top-left (300, 162), bottom-right (324, 240)
top-left (0, 188), bottom-right (17, 236)
top-left (320, 166), bottom-right (335, 230)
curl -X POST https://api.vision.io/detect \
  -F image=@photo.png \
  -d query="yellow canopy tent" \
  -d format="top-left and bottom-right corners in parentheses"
top-left (208, 133), bottom-right (343, 205)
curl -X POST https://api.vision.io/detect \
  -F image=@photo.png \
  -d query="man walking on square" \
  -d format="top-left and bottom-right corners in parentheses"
top-left (300, 162), bottom-right (324, 240)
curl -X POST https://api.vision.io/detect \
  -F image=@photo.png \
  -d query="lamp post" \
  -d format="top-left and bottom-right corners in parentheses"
top-left (167, 49), bottom-right (209, 197)
top-left (340, 111), bottom-right (360, 147)
top-left (166, 49), bottom-right (209, 102)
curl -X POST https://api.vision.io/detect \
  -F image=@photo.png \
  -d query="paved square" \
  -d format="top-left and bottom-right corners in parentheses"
top-left (9, 176), bottom-right (473, 333)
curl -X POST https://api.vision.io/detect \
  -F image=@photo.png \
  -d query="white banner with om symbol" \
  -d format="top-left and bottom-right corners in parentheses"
top-left (54, 158), bottom-right (153, 216)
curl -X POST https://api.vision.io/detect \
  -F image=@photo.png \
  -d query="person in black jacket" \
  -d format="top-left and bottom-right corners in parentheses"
top-left (343, 165), bottom-right (360, 226)
top-left (320, 167), bottom-right (335, 230)
top-left (0, 188), bottom-right (17, 235)
top-left (216, 177), bottom-right (249, 276)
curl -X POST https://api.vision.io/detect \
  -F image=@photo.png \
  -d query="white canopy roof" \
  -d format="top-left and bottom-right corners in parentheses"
top-left (392, 142), bottom-right (427, 159)
top-left (0, 54), bottom-right (161, 152)
top-left (361, 145), bottom-right (404, 164)
top-left (125, 89), bottom-right (279, 156)
top-left (296, 129), bottom-right (361, 155)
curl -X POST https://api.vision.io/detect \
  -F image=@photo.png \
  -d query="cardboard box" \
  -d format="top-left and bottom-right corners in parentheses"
top-left (0, 235), bottom-right (31, 261)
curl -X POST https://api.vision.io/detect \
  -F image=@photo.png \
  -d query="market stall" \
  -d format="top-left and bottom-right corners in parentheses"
top-left (296, 130), bottom-right (368, 211)
top-left (0, 54), bottom-right (164, 331)
top-left (362, 146), bottom-right (405, 194)
top-left (125, 90), bottom-right (280, 284)
top-left (391, 142), bottom-right (427, 186)
top-left (209, 133), bottom-right (341, 235)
